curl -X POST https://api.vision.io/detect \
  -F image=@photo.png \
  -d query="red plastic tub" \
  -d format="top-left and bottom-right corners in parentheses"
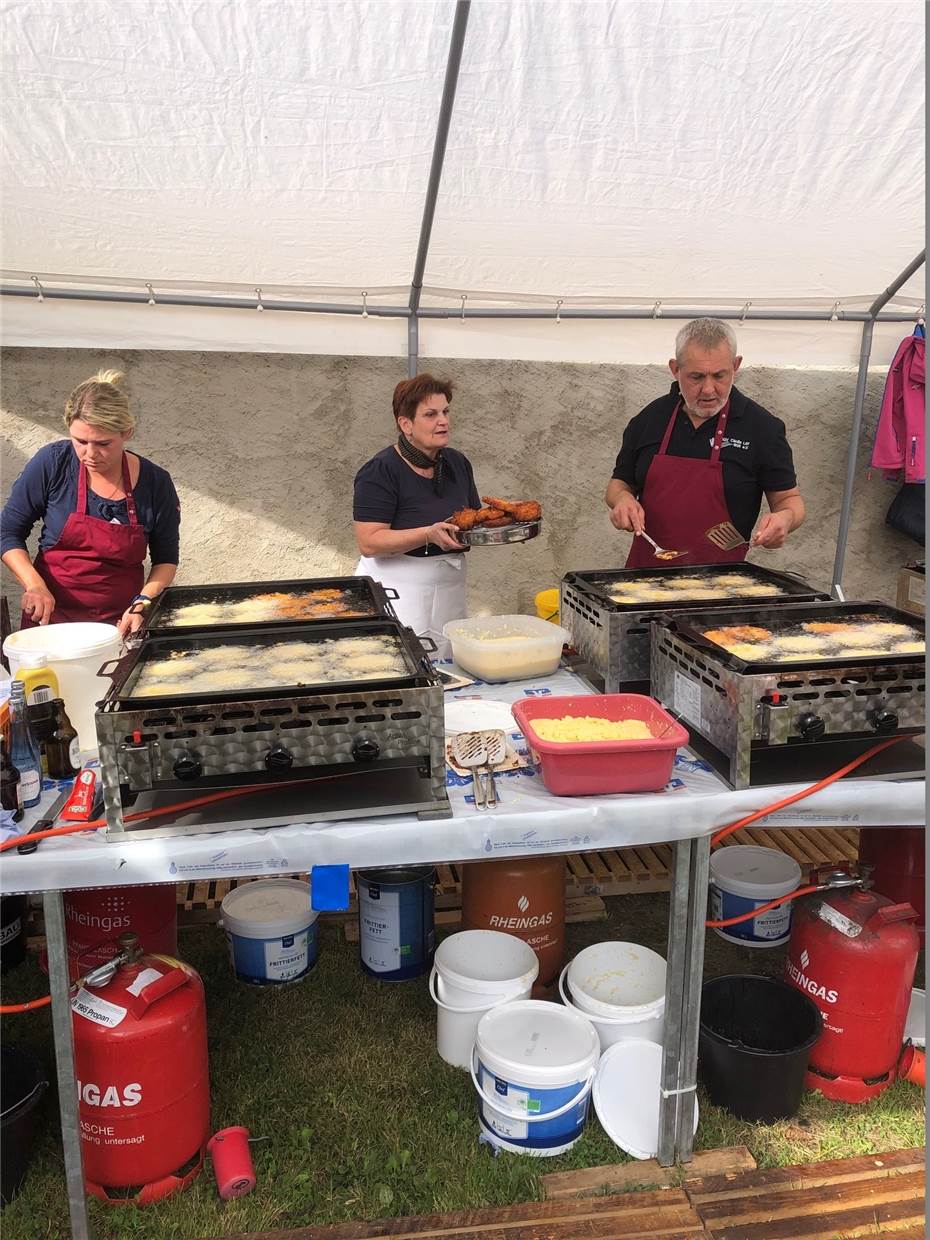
top-left (511, 694), bottom-right (688, 796)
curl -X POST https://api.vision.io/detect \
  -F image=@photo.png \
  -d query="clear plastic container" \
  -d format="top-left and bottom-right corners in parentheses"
top-left (511, 693), bottom-right (689, 795)
top-left (443, 615), bottom-right (570, 682)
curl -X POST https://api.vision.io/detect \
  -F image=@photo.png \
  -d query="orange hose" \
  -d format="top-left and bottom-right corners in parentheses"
top-left (705, 884), bottom-right (819, 927)
top-left (0, 995), bottom-right (52, 1014)
top-left (710, 734), bottom-right (911, 848)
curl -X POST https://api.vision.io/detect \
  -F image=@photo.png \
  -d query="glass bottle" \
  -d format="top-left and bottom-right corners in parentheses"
top-left (1, 736), bottom-right (22, 823)
top-left (46, 699), bottom-right (81, 780)
top-left (9, 683), bottom-right (42, 809)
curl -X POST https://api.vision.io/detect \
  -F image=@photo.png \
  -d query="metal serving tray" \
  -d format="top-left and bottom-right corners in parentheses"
top-left (651, 601), bottom-right (925, 788)
top-left (560, 563), bottom-right (829, 692)
top-left (141, 575), bottom-right (398, 636)
top-left (459, 520), bottom-right (541, 546)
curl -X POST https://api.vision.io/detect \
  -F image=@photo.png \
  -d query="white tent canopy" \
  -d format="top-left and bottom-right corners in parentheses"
top-left (1, 0), bottom-right (925, 363)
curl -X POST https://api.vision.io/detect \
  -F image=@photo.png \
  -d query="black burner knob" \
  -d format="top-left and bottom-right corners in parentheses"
top-left (173, 752), bottom-right (203, 780)
top-left (797, 712), bottom-right (825, 741)
top-left (265, 744), bottom-right (294, 771)
top-left (352, 737), bottom-right (380, 763)
top-left (870, 709), bottom-right (899, 735)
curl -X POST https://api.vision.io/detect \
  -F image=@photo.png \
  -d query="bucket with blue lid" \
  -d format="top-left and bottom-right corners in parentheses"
top-left (710, 845), bottom-right (802, 947)
top-left (220, 879), bottom-right (318, 985)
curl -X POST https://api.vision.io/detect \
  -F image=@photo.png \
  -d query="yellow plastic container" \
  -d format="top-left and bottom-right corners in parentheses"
top-left (535, 589), bottom-right (561, 625)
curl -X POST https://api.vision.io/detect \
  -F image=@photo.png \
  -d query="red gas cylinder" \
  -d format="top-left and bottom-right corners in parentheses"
top-left (64, 885), bottom-right (178, 980)
top-left (784, 887), bottom-right (918, 1103)
top-left (857, 827), bottom-right (925, 946)
top-left (460, 856), bottom-right (565, 997)
top-left (71, 934), bottom-right (210, 1205)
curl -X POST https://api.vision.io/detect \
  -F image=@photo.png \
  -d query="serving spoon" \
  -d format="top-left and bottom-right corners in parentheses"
top-left (636, 530), bottom-right (685, 561)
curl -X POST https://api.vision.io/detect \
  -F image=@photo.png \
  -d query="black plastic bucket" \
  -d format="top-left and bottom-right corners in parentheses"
top-left (1, 1044), bottom-right (48, 1205)
top-left (0, 896), bottom-right (26, 973)
top-left (699, 974), bottom-right (822, 1122)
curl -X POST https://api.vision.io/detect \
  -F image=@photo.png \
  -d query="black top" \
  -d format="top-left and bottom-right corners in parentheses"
top-left (1, 440), bottom-right (181, 563)
top-left (353, 445), bottom-right (481, 557)
top-left (611, 383), bottom-right (798, 539)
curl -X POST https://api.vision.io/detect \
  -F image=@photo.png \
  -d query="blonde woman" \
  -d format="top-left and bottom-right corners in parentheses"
top-left (1, 370), bottom-right (180, 636)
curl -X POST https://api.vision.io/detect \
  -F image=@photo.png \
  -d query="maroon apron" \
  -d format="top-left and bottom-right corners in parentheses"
top-left (23, 454), bottom-right (148, 626)
top-left (625, 399), bottom-right (749, 568)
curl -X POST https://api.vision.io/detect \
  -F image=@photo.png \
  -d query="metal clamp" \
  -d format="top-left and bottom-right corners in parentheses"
top-left (145, 282), bottom-right (156, 305)
top-left (830, 300), bottom-right (841, 321)
top-left (361, 290), bottom-right (368, 318)
top-left (31, 275), bottom-right (44, 301)
top-left (255, 287), bottom-right (264, 312)
top-left (555, 298), bottom-right (563, 324)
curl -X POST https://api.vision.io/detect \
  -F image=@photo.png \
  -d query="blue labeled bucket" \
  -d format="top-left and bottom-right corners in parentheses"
top-left (357, 866), bottom-right (435, 981)
top-left (220, 879), bottom-right (318, 986)
top-left (471, 1000), bottom-right (600, 1156)
top-left (710, 845), bottom-right (801, 947)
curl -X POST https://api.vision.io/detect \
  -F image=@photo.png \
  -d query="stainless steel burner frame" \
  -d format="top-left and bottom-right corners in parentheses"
top-left (651, 618), bottom-right (925, 788)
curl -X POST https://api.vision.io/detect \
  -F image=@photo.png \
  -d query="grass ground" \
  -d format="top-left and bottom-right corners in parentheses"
top-left (1, 891), bottom-right (924, 1240)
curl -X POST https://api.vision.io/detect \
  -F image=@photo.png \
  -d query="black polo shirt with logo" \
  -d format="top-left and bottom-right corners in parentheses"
top-left (611, 383), bottom-right (798, 539)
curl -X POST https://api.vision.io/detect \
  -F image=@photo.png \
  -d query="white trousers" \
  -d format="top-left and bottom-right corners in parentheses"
top-left (355, 553), bottom-right (467, 660)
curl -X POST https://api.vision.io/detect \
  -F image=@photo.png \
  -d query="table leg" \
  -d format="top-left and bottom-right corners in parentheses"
top-left (675, 832), bottom-right (710, 1162)
top-left (658, 837), bottom-right (691, 1166)
top-left (44, 891), bottom-right (92, 1240)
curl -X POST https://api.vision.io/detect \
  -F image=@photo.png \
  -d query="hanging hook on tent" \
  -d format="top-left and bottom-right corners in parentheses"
top-left (361, 291), bottom-right (368, 319)
top-left (555, 298), bottom-right (563, 324)
top-left (916, 303), bottom-right (925, 326)
top-left (652, 300), bottom-right (662, 319)
top-left (31, 275), bottom-right (44, 302)
top-left (460, 293), bottom-right (467, 322)
top-left (830, 301), bottom-right (841, 322)
top-left (740, 300), bottom-right (752, 322)
top-left (255, 287), bottom-right (264, 313)
top-left (145, 283), bottom-right (156, 306)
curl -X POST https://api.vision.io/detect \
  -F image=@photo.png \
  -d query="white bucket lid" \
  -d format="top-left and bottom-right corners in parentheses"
top-left (4, 622), bottom-right (120, 662)
top-left (475, 999), bottom-right (600, 1087)
top-left (906, 988), bottom-right (925, 1048)
top-left (435, 930), bottom-right (539, 994)
top-left (567, 942), bottom-right (666, 1016)
top-left (221, 879), bottom-right (316, 939)
top-left (592, 1038), bottom-right (699, 1161)
top-left (710, 845), bottom-right (801, 899)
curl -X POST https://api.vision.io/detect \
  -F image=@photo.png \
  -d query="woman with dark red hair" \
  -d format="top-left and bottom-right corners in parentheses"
top-left (353, 373), bottom-right (481, 657)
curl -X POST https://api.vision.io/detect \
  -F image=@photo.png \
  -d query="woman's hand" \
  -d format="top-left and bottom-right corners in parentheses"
top-left (426, 521), bottom-right (466, 551)
top-left (21, 583), bottom-right (55, 625)
top-left (117, 604), bottom-right (148, 638)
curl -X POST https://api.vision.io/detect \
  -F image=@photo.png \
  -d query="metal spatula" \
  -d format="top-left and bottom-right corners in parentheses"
top-left (637, 530), bottom-right (685, 560)
top-left (450, 730), bottom-right (489, 809)
top-left (705, 521), bottom-right (750, 551)
top-left (481, 729), bottom-right (507, 809)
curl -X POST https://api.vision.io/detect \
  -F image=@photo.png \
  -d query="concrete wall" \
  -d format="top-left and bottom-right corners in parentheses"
top-left (0, 348), bottom-right (918, 620)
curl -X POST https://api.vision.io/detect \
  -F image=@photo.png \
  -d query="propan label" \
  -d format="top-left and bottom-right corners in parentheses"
top-left (71, 990), bottom-right (127, 1028)
top-left (673, 672), bottom-right (703, 730)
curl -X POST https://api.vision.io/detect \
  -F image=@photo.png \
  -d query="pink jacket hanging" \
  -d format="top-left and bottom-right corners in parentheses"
top-left (871, 333), bottom-right (925, 483)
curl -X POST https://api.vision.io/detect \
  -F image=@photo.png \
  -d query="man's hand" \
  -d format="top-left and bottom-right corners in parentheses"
top-left (751, 510), bottom-right (793, 549)
top-left (117, 606), bottom-right (147, 638)
top-left (610, 492), bottom-right (645, 534)
top-left (21, 584), bottom-right (55, 625)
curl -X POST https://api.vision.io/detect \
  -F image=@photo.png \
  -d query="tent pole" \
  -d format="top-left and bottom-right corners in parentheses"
top-left (0, 285), bottom-right (918, 324)
top-left (407, 0), bottom-right (471, 375)
top-left (831, 249), bottom-right (925, 596)
top-left (408, 316), bottom-right (419, 378)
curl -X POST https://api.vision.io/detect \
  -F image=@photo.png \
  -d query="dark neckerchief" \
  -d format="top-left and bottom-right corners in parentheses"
top-left (396, 434), bottom-right (445, 495)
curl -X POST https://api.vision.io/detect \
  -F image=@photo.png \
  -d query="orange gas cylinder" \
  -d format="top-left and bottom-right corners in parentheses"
top-left (460, 857), bottom-right (565, 997)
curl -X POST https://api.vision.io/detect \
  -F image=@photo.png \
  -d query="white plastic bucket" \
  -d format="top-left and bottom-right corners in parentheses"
top-left (710, 845), bottom-right (802, 947)
top-left (471, 999), bottom-right (600, 1156)
top-left (431, 930), bottom-right (538, 1069)
top-left (220, 879), bottom-right (318, 986)
top-left (592, 1038), bottom-right (700, 1160)
top-left (559, 941), bottom-right (666, 1051)
top-left (4, 623), bottom-right (121, 753)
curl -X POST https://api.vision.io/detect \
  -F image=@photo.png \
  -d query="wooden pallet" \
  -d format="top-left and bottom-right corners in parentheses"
top-left (215, 1147), bottom-right (924, 1240)
top-left (214, 1185), bottom-right (707, 1239)
top-left (172, 827), bottom-right (860, 927)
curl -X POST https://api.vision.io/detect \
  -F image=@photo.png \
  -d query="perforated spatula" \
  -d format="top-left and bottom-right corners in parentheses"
top-left (450, 730), bottom-right (489, 809)
top-left (705, 521), bottom-right (750, 552)
top-left (481, 729), bottom-right (507, 809)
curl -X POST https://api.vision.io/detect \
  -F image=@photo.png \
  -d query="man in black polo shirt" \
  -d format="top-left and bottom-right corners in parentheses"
top-left (605, 318), bottom-right (805, 567)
